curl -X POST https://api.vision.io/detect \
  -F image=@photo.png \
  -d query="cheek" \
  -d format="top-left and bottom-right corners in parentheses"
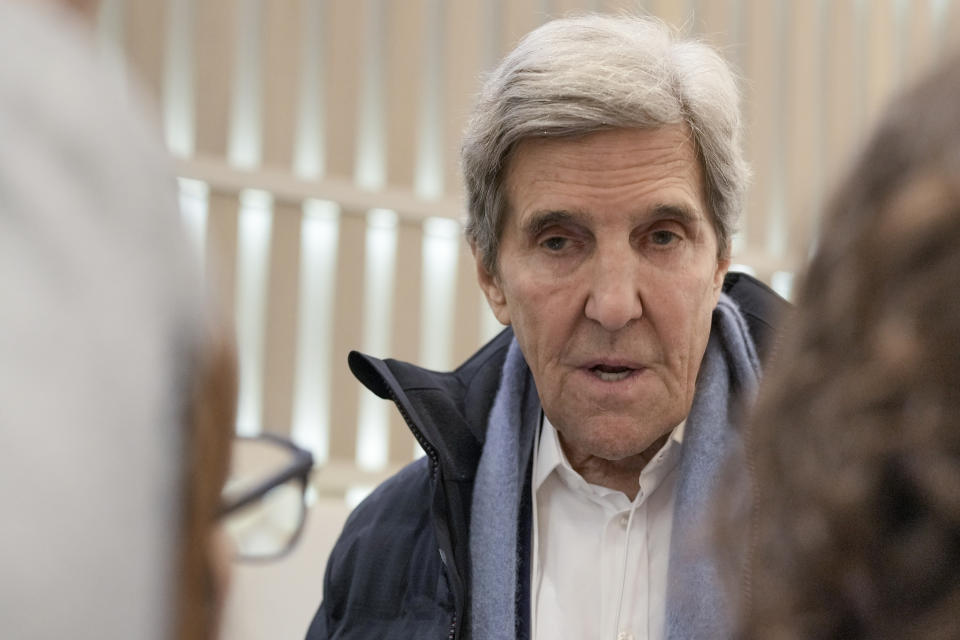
top-left (661, 272), bottom-right (719, 365)
top-left (505, 293), bottom-right (552, 361)
top-left (502, 268), bottom-right (569, 326)
top-left (687, 280), bottom-right (720, 364)
top-left (691, 255), bottom-right (725, 307)
top-left (503, 279), bottom-right (579, 370)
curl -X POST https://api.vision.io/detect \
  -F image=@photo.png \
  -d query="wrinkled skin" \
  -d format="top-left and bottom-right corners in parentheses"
top-left (476, 125), bottom-right (729, 494)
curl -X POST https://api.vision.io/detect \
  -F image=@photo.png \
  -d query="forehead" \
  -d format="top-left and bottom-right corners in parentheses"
top-left (504, 125), bottom-right (706, 228)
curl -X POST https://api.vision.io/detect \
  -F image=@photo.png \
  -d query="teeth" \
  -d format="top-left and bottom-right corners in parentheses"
top-left (594, 369), bottom-right (631, 382)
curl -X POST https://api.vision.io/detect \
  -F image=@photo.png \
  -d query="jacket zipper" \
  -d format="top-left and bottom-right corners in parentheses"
top-left (380, 385), bottom-right (460, 639)
top-left (448, 612), bottom-right (457, 640)
top-left (381, 385), bottom-right (441, 477)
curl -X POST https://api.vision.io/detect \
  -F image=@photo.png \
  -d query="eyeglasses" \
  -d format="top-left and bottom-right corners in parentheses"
top-left (219, 433), bottom-right (314, 561)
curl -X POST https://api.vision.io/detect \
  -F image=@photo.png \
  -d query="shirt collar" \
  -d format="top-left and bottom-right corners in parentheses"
top-left (534, 412), bottom-right (686, 495)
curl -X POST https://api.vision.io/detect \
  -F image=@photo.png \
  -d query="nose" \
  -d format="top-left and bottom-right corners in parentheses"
top-left (583, 248), bottom-right (643, 331)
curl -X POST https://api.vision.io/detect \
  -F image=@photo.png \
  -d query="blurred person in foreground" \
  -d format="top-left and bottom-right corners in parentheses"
top-left (731, 55), bottom-right (960, 639)
top-left (0, 1), bottom-right (235, 639)
top-left (308, 13), bottom-right (788, 640)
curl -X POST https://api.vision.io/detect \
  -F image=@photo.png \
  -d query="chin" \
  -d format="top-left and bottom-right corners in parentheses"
top-left (568, 419), bottom-right (671, 462)
top-left (598, 438), bottom-right (662, 462)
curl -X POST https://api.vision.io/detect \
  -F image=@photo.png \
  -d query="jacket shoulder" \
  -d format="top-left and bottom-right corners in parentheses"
top-left (345, 328), bottom-right (514, 478)
top-left (722, 271), bottom-right (790, 362)
top-left (307, 458), bottom-right (454, 638)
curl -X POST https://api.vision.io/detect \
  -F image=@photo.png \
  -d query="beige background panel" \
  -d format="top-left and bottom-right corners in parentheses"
top-left (694, 0), bottom-right (735, 47)
top-left (194, 0), bottom-right (237, 158)
top-left (651, 0), bottom-right (692, 29)
top-left (502, 0), bottom-right (547, 57)
top-left (597, 0), bottom-right (643, 17)
top-left (549, 0), bottom-right (600, 18)
top-left (262, 202), bottom-right (302, 436)
top-left (123, 0), bottom-right (167, 102)
top-left (387, 221), bottom-right (423, 464)
top-left (323, 0), bottom-right (365, 179)
top-left (453, 240), bottom-right (484, 366)
top-left (784, 0), bottom-right (823, 268)
top-left (742, 0), bottom-right (779, 272)
top-left (823, 0), bottom-right (861, 195)
top-left (384, 0), bottom-right (428, 190)
top-left (442, 0), bottom-right (486, 199)
top-left (260, 0), bottom-right (303, 170)
top-left (327, 211), bottom-right (366, 462)
top-left (204, 192), bottom-right (240, 325)
top-left (904, 0), bottom-right (936, 80)
top-left (864, 0), bottom-right (898, 134)
top-left (294, 0), bottom-right (326, 179)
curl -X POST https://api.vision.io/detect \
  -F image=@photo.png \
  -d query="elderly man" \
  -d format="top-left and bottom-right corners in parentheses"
top-left (307, 14), bottom-right (786, 640)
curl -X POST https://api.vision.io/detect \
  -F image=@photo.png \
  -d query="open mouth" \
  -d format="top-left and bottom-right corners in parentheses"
top-left (589, 364), bottom-right (634, 382)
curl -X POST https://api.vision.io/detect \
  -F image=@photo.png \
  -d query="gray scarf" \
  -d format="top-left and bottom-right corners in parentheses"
top-left (470, 293), bottom-right (760, 639)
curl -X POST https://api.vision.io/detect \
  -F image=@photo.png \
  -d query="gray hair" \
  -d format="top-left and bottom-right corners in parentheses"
top-left (462, 13), bottom-right (749, 274)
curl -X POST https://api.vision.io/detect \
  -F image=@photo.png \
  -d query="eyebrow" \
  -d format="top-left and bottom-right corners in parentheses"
top-left (521, 203), bottom-right (702, 238)
top-left (521, 210), bottom-right (581, 238)
top-left (648, 203), bottom-right (700, 227)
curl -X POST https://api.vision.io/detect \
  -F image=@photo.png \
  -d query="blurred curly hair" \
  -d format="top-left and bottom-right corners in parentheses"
top-left (732, 56), bottom-right (960, 640)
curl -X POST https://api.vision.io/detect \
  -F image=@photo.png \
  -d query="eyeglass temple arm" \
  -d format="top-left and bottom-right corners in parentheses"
top-left (219, 448), bottom-right (314, 517)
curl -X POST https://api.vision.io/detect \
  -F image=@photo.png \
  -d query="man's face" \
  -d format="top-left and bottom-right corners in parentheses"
top-left (477, 125), bottom-right (728, 464)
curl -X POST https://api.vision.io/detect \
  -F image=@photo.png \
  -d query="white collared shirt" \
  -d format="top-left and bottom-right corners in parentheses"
top-left (531, 415), bottom-right (685, 640)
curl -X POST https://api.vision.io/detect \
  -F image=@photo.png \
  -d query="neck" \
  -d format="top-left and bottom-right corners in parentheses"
top-left (561, 433), bottom-right (670, 500)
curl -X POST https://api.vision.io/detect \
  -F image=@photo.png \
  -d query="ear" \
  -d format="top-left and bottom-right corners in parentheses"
top-left (713, 253), bottom-right (730, 298)
top-left (472, 244), bottom-right (511, 326)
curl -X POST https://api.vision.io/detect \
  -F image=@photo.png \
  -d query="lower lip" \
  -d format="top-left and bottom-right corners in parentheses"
top-left (579, 367), bottom-right (646, 384)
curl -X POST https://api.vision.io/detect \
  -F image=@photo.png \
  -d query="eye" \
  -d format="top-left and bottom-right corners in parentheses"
top-left (649, 230), bottom-right (680, 247)
top-left (541, 236), bottom-right (569, 251)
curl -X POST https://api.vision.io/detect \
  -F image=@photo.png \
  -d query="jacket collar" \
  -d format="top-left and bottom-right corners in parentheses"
top-left (347, 327), bottom-right (515, 481)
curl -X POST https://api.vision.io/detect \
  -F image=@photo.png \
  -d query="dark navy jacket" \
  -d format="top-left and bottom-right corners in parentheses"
top-left (306, 272), bottom-right (787, 639)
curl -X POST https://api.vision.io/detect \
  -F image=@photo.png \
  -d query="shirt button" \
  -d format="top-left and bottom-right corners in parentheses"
top-left (617, 632), bottom-right (634, 640)
top-left (619, 514), bottom-right (629, 528)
